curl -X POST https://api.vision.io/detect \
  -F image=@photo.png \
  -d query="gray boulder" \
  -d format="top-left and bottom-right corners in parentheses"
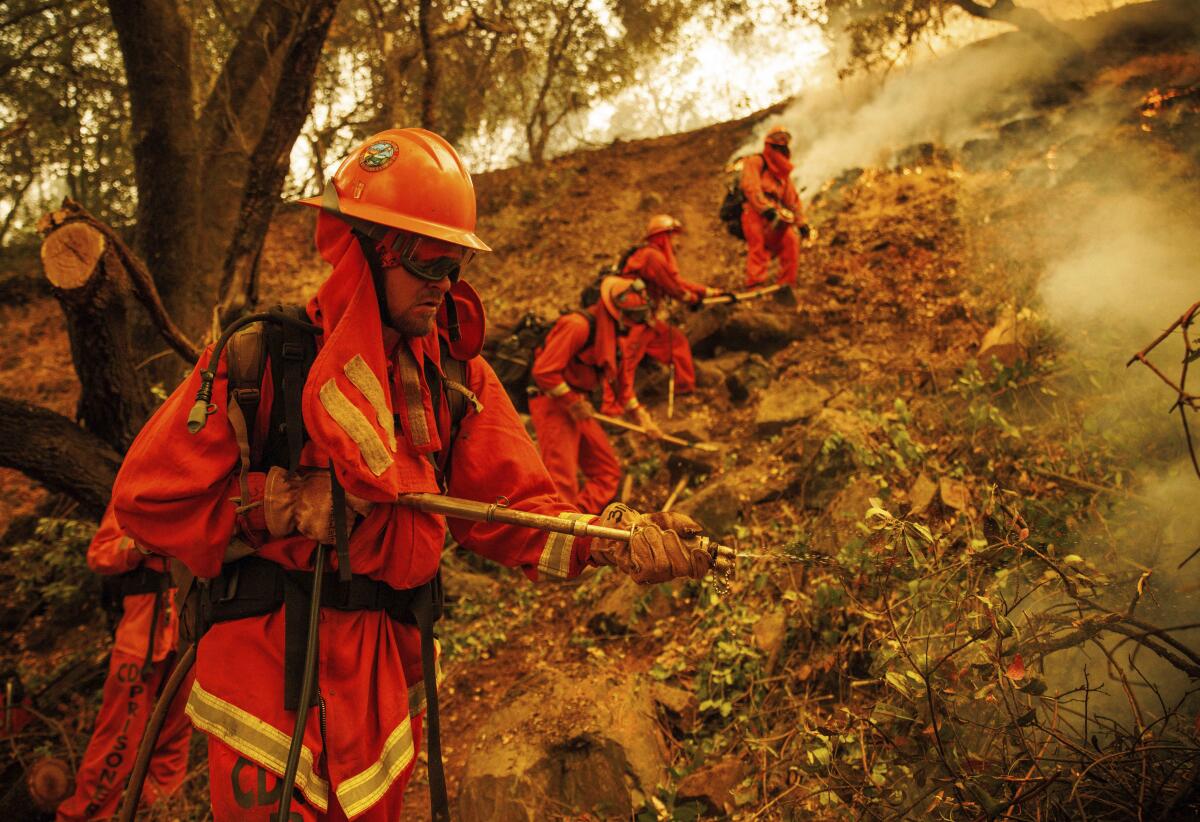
top-left (754, 378), bottom-right (830, 434)
top-left (456, 666), bottom-right (670, 821)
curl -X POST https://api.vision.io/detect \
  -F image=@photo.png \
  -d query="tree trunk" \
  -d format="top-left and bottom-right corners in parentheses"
top-left (217, 0), bottom-right (339, 321)
top-left (0, 397), bottom-right (122, 518)
top-left (418, 0), bottom-right (438, 130)
top-left (106, 0), bottom-right (204, 339)
top-left (108, 0), bottom-right (345, 343)
top-left (38, 204), bottom-right (174, 451)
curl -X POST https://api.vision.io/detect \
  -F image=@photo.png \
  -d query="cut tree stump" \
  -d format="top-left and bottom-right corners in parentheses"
top-left (37, 202), bottom-right (167, 452)
top-left (40, 222), bottom-right (106, 291)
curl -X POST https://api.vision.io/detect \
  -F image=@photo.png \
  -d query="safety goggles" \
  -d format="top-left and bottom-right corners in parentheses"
top-left (375, 232), bottom-right (475, 283)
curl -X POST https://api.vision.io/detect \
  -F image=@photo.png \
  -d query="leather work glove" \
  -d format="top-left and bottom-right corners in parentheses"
top-left (631, 405), bottom-right (663, 440)
top-left (567, 396), bottom-right (596, 422)
top-left (761, 207), bottom-right (777, 223)
top-left (589, 503), bottom-right (711, 584)
top-left (263, 466), bottom-right (373, 544)
top-left (798, 223), bottom-right (811, 240)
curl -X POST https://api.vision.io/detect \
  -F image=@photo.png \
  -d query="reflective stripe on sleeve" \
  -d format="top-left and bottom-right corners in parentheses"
top-left (536, 512), bottom-right (594, 579)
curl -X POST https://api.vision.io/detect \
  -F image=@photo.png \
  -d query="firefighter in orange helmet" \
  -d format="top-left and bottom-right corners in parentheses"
top-left (530, 276), bottom-right (657, 511)
top-left (616, 214), bottom-right (720, 407)
top-left (740, 125), bottom-right (808, 288)
top-left (111, 128), bottom-right (714, 821)
top-left (56, 504), bottom-right (192, 821)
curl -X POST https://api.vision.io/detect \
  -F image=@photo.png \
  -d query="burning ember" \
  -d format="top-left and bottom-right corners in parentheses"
top-left (1139, 86), bottom-right (1199, 132)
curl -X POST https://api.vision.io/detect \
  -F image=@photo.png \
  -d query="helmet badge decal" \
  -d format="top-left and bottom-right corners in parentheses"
top-left (358, 140), bottom-right (399, 172)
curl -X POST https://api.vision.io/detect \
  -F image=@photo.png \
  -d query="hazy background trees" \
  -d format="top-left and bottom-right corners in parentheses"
top-left (0, 0), bottom-right (1106, 504)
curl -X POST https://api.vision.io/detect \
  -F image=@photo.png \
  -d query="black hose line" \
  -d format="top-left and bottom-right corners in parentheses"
top-left (275, 542), bottom-right (327, 822)
top-left (187, 310), bottom-right (321, 434)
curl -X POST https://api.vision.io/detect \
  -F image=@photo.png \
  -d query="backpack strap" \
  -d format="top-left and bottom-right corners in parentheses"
top-left (578, 310), bottom-right (596, 350)
top-left (279, 308), bottom-right (315, 474)
top-left (226, 324), bottom-right (266, 510)
top-left (256, 306), bottom-right (317, 474)
top-left (421, 340), bottom-right (481, 490)
top-left (617, 243), bottom-right (645, 275)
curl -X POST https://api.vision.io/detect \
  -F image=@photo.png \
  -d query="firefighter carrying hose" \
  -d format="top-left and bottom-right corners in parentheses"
top-left (110, 128), bottom-right (714, 821)
top-left (740, 126), bottom-right (808, 289)
top-left (55, 504), bottom-right (192, 821)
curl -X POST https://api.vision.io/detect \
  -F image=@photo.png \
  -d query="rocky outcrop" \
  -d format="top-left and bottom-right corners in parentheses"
top-left (674, 459), bottom-right (801, 537)
top-left (809, 474), bottom-right (878, 554)
top-left (456, 666), bottom-right (671, 821)
top-left (688, 303), bottom-right (814, 357)
top-left (674, 757), bottom-right (748, 816)
top-left (754, 378), bottom-right (830, 434)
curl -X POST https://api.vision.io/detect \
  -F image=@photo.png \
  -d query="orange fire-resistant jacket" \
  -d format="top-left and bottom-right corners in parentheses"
top-left (740, 151), bottom-right (802, 219)
top-left (112, 213), bottom-right (598, 819)
top-left (89, 502), bottom-right (177, 662)
top-left (531, 301), bottom-right (636, 410)
top-left (621, 234), bottom-right (707, 306)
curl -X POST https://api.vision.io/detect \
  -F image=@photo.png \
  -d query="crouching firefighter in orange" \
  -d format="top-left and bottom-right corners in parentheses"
top-left (616, 214), bottom-right (721, 408)
top-left (56, 504), bottom-right (192, 821)
top-left (740, 126), bottom-right (808, 288)
top-left (111, 128), bottom-right (716, 822)
top-left (529, 276), bottom-right (657, 511)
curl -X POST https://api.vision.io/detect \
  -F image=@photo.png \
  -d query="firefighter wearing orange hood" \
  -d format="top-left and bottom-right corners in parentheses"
top-left (111, 129), bottom-right (713, 821)
top-left (618, 215), bottom-right (718, 403)
top-left (740, 126), bottom-right (808, 288)
top-left (56, 504), bottom-right (192, 821)
top-left (530, 276), bottom-right (657, 511)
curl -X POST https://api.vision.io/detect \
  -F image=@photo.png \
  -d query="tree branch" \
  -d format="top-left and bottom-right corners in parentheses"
top-left (949, 0), bottom-right (1083, 56)
top-left (0, 396), bottom-right (122, 517)
top-left (199, 0), bottom-right (305, 159)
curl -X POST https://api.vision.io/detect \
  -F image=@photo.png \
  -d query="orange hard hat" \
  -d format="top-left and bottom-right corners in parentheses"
top-left (600, 276), bottom-right (650, 324)
top-left (764, 126), bottom-right (791, 147)
top-left (298, 128), bottom-right (490, 252)
top-left (644, 213), bottom-right (682, 240)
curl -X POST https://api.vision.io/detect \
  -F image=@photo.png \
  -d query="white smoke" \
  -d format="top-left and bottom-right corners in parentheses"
top-left (753, 32), bottom-right (1065, 191)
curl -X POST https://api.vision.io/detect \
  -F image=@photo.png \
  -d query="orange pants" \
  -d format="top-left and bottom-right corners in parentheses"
top-left (742, 210), bottom-right (799, 287)
top-left (529, 394), bottom-right (621, 513)
top-left (56, 651), bottom-right (192, 821)
top-left (627, 320), bottom-right (695, 395)
top-left (206, 718), bottom-right (422, 820)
